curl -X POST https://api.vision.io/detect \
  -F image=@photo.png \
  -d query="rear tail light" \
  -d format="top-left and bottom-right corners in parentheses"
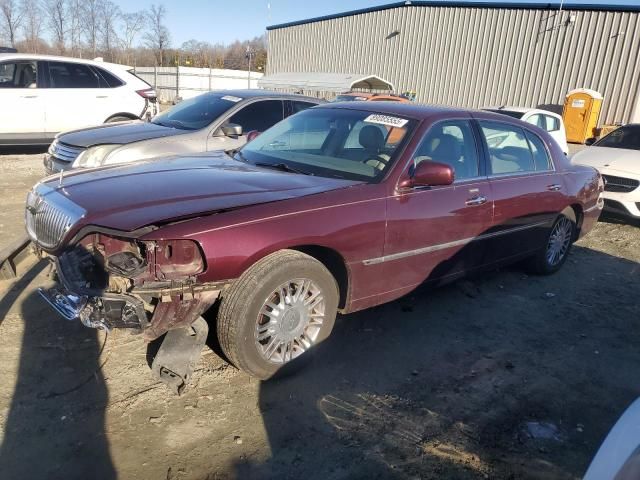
top-left (136, 88), bottom-right (157, 102)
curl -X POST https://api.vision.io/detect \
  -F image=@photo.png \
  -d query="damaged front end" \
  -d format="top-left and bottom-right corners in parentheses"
top-left (39, 233), bottom-right (231, 342)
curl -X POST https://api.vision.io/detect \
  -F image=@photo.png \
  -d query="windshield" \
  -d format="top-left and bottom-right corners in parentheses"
top-left (151, 93), bottom-right (241, 130)
top-left (594, 125), bottom-right (640, 150)
top-left (237, 108), bottom-right (415, 182)
top-left (484, 109), bottom-right (525, 119)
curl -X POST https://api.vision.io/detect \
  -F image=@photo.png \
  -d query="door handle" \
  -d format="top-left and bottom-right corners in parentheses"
top-left (21, 95), bottom-right (38, 98)
top-left (547, 184), bottom-right (562, 191)
top-left (96, 95), bottom-right (108, 99)
top-left (465, 195), bottom-right (487, 206)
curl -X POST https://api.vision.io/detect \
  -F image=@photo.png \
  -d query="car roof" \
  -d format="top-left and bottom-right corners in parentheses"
top-left (201, 89), bottom-right (323, 102)
top-left (0, 52), bottom-right (131, 70)
top-left (319, 101), bottom-right (470, 120)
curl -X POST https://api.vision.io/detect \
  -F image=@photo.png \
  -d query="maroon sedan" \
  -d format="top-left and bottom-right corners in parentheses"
top-left (26, 102), bottom-right (603, 386)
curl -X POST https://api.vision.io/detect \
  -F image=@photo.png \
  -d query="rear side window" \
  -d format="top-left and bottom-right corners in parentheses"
top-left (93, 67), bottom-right (124, 87)
top-left (525, 132), bottom-right (552, 171)
top-left (480, 121), bottom-right (535, 174)
top-left (291, 101), bottom-right (317, 114)
top-left (0, 61), bottom-right (37, 88)
top-left (228, 100), bottom-right (284, 133)
top-left (47, 61), bottom-right (100, 88)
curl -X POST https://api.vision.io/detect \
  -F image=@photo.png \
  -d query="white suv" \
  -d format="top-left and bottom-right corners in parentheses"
top-left (0, 53), bottom-right (157, 146)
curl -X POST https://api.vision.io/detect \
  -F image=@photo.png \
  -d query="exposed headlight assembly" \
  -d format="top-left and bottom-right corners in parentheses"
top-left (72, 144), bottom-right (121, 168)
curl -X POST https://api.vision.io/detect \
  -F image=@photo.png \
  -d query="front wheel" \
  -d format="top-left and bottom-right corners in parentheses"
top-left (527, 214), bottom-right (575, 275)
top-left (216, 250), bottom-right (339, 379)
top-left (105, 115), bottom-right (134, 123)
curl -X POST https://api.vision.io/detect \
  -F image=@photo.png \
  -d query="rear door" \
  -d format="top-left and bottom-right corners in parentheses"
top-left (477, 120), bottom-right (566, 264)
top-left (0, 59), bottom-right (46, 140)
top-left (383, 117), bottom-right (494, 288)
top-left (42, 61), bottom-right (107, 133)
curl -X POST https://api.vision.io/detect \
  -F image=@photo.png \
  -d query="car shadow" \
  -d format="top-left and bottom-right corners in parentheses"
top-left (232, 245), bottom-right (640, 479)
top-left (0, 263), bottom-right (115, 480)
top-left (0, 145), bottom-right (48, 155)
top-left (599, 211), bottom-right (640, 228)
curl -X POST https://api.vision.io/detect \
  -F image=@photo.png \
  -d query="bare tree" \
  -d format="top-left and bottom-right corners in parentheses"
top-left (98, 0), bottom-right (120, 61)
top-left (83, 0), bottom-right (99, 57)
top-left (67, 0), bottom-right (83, 56)
top-left (143, 4), bottom-right (170, 66)
top-left (0, 0), bottom-right (23, 47)
top-left (120, 10), bottom-right (145, 63)
top-left (20, 0), bottom-right (42, 52)
top-left (43, 0), bottom-right (66, 53)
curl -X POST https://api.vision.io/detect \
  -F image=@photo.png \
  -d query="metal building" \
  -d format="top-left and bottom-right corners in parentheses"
top-left (266, 1), bottom-right (640, 124)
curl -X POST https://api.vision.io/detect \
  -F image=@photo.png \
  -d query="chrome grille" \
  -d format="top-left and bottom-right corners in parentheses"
top-left (49, 139), bottom-right (85, 163)
top-left (603, 174), bottom-right (639, 193)
top-left (25, 184), bottom-right (86, 250)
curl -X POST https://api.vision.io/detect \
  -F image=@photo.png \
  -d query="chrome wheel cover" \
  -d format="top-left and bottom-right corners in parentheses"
top-left (546, 217), bottom-right (572, 266)
top-left (255, 278), bottom-right (325, 364)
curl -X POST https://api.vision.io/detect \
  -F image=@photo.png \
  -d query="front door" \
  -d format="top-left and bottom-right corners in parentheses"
top-left (383, 118), bottom-right (493, 293)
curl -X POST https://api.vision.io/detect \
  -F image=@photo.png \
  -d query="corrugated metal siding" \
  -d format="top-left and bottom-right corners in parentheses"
top-left (267, 5), bottom-right (640, 124)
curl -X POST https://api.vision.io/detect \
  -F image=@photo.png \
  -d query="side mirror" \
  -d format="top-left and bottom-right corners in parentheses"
top-left (585, 137), bottom-right (596, 146)
top-left (398, 160), bottom-right (455, 189)
top-left (246, 130), bottom-right (261, 142)
top-left (221, 123), bottom-right (243, 137)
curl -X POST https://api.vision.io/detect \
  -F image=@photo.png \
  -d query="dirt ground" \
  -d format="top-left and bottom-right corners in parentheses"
top-left (0, 148), bottom-right (639, 480)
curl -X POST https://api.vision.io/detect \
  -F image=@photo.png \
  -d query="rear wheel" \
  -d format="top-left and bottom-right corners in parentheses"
top-left (105, 115), bottom-right (135, 123)
top-left (527, 214), bottom-right (575, 275)
top-left (217, 250), bottom-right (339, 379)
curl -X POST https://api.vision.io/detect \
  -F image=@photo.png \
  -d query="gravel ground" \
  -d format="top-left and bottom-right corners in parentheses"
top-left (0, 145), bottom-right (638, 480)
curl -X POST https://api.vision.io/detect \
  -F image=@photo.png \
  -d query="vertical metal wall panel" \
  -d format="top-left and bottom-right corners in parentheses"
top-left (267, 4), bottom-right (640, 124)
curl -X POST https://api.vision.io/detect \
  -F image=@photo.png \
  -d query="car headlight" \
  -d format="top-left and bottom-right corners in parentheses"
top-left (72, 144), bottom-right (121, 168)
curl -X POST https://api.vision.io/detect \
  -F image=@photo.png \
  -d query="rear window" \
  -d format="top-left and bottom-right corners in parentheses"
top-left (93, 67), bottom-right (124, 87)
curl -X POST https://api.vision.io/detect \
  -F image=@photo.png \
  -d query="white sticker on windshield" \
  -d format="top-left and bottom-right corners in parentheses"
top-left (364, 114), bottom-right (408, 128)
top-left (222, 95), bottom-right (243, 103)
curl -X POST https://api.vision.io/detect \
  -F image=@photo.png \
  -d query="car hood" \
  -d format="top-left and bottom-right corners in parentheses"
top-left (59, 121), bottom-right (191, 147)
top-left (571, 146), bottom-right (640, 176)
top-left (42, 152), bottom-right (361, 233)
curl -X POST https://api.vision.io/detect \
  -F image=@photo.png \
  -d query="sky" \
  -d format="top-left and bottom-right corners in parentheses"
top-left (111, 0), bottom-right (640, 46)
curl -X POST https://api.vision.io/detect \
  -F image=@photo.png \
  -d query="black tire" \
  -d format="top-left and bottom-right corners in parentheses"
top-left (217, 250), bottom-right (339, 379)
top-left (527, 214), bottom-right (576, 275)
top-left (105, 115), bottom-right (134, 123)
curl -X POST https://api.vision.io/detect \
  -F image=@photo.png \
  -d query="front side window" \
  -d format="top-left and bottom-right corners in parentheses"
top-left (412, 120), bottom-right (479, 180)
top-left (480, 121), bottom-right (535, 174)
top-left (151, 93), bottom-right (239, 130)
top-left (48, 62), bottom-right (100, 88)
top-left (0, 61), bottom-right (37, 88)
top-left (228, 100), bottom-right (284, 133)
top-left (237, 108), bottom-right (415, 182)
top-left (594, 125), bottom-right (640, 151)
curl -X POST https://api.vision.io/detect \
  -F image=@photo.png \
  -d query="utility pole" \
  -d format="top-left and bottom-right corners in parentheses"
top-left (245, 46), bottom-right (255, 89)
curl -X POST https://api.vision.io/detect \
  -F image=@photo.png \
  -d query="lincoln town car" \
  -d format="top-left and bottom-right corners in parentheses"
top-left (26, 102), bottom-right (604, 390)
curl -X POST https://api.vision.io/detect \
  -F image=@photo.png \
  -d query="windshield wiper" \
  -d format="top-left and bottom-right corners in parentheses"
top-left (254, 162), bottom-right (313, 175)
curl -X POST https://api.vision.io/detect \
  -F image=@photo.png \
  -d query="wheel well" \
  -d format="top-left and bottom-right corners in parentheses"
top-left (290, 245), bottom-right (349, 309)
top-left (105, 112), bottom-right (139, 122)
top-left (563, 204), bottom-right (583, 240)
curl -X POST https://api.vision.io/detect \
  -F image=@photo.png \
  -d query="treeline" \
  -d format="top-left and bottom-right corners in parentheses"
top-left (0, 0), bottom-right (267, 70)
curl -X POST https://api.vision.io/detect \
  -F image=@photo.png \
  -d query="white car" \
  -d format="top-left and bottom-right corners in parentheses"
top-left (571, 124), bottom-right (640, 219)
top-left (483, 106), bottom-right (569, 155)
top-left (0, 53), bottom-right (157, 146)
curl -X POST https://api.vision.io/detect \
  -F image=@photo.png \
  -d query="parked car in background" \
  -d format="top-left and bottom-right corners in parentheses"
top-left (44, 89), bottom-right (324, 174)
top-left (483, 106), bottom-right (569, 155)
top-left (28, 103), bottom-right (602, 387)
top-left (571, 123), bottom-right (640, 219)
top-left (0, 53), bottom-right (157, 146)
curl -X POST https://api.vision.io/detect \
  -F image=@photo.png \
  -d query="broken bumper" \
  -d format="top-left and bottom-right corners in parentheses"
top-left (38, 285), bottom-right (148, 331)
